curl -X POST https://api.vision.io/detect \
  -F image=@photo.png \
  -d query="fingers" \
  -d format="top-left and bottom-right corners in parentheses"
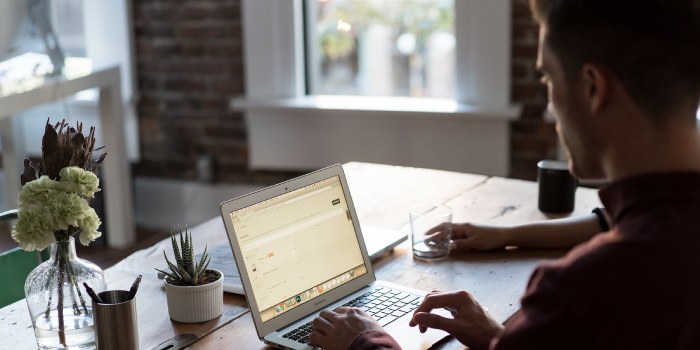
top-left (311, 307), bottom-right (379, 348)
top-left (310, 314), bottom-right (333, 348)
top-left (449, 237), bottom-right (477, 251)
top-left (413, 291), bottom-right (462, 316)
top-left (426, 222), bottom-right (450, 234)
top-left (449, 223), bottom-right (473, 239)
top-left (409, 290), bottom-right (442, 328)
top-left (335, 306), bottom-right (353, 314)
top-left (318, 309), bottom-right (338, 320)
top-left (308, 331), bottom-right (325, 348)
top-left (425, 222), bottom-right (451, 237)
top-left (313, 315), bottom-right (333, 335)
top-left (409, 290), bottom-right (472, 326)
top-left (411, 312), bottom-right (457, 334)
top-left (450, 224), bottom-right (508, 251)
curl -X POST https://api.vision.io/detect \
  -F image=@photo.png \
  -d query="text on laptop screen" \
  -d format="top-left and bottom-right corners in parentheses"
top-left (229, 176), bottom-right (367, 322)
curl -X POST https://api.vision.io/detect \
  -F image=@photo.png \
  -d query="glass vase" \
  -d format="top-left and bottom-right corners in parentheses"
top-left (24, 237), bottom-right (106, 350)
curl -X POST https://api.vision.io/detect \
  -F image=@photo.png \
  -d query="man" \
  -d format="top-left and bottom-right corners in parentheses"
top-left (309, 0), bottom-right (700, 349)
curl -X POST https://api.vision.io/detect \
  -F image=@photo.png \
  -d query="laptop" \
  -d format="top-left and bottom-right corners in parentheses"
top-left (206, 224), bottom-right (408, 295)
top-left (220, 164), bottom-right (450, 350)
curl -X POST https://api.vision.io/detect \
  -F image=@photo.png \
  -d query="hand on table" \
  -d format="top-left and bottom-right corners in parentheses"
top-left (309, 306), bottom-right (386, 350)
top-left (410, 290), bottom-right (504, 350)
top-left (427, 223), bottom-right (508, 251)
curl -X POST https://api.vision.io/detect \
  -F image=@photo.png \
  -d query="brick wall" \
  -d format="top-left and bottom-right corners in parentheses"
top-left (131, 0), bottom-right (557, 182)
top-left (132, 0), bottom-right (301, 184)
top-left (509, 0), bottom-right (558, 180)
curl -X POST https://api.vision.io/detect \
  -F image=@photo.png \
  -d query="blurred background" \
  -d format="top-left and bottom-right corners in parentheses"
top-left (0, 0), bottom-right (571, 265)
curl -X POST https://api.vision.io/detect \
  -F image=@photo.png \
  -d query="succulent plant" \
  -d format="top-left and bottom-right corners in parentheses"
top-left (156, 226), bottom-right (217, 286)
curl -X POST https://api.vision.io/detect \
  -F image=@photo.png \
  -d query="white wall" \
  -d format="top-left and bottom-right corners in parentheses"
top-left (246, 108), bottom-right (512, 176)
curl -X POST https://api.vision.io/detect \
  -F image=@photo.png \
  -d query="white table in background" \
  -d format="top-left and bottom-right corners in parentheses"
top-left (0, 65), bottom-right (135, 249)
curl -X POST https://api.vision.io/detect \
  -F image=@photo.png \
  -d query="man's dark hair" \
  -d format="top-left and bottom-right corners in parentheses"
top-left (530, 0), bottom-right (700, 121)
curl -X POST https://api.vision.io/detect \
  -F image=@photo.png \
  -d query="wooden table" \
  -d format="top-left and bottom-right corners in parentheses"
top-left (0, 162), bottom-right (602, 349)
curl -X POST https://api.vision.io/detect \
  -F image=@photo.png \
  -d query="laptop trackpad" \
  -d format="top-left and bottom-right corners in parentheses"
top-left (388, 308), bottom-right (452, 350)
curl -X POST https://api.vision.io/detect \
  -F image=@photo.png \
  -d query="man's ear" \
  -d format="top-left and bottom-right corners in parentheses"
top-left (581, 64), bottom-right (609, 114)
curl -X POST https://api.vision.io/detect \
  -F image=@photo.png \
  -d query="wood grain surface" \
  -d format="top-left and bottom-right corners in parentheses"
top-left (0, 162), bottom-right (602, 349)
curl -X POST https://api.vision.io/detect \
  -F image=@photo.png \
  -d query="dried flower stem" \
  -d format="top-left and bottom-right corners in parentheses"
top-left (44, 240), bottom-right (84, 346)
top-left (57, 257), bottom-right (67, 346)
top-left (66, 262), bottom-right (89, 314)
top-left (43, 258), bottom-right (59, 319)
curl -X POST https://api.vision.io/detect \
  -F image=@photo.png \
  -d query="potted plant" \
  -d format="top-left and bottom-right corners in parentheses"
top-left (155, 226), bottom-right (223, 323)
top-left (12, 119), bottom-right (107, 349)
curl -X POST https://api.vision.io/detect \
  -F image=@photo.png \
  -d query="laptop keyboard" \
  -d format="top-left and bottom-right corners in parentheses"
top-left (282, 286), bottom-right (422, 344)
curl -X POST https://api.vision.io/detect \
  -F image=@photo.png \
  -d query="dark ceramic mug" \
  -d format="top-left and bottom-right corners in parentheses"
top-left (537, 160), bottom-right (577, 213)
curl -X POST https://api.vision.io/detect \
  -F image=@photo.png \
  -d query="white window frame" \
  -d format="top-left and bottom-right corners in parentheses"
top-left (235, 0), bottom-right (520, 176)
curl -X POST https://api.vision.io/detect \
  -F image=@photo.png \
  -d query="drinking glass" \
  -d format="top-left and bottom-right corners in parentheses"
top-left (409, 204), bottom-right (452, 260)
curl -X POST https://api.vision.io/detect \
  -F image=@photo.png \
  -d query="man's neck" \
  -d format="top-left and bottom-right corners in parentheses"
top-left (603, 118), bottom-right (700, 181)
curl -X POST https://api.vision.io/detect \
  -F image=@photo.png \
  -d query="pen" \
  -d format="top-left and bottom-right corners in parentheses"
top-left (127, 275), bottom-right (142, 300)
top-left (83, 282), bottom-right (102, 304)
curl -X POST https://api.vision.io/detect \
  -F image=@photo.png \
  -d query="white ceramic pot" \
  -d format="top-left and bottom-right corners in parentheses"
top-left (164, 269), bottom-right (224, 323)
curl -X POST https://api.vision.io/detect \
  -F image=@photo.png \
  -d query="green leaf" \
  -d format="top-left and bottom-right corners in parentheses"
top-left (174, 265), bottom-right (193, 285)
top-left (187, 232), bottom-right (195, 278)
top-left (171, 229), bottom-right (183, 267)
top-left (166, 260), bottom-right (186, 282)
top-left (161, 224), bottom-right (210, 285)
top-left (179, 226), bottom-right (187, 266)
top-left (200, 257), bottom-right (210, 276)
top-left (195, 245), bottom-right (208, 273)
top-left (163, 252), bottom-right (180, 278)
top-left (154, 268), bottom-right (179, 283)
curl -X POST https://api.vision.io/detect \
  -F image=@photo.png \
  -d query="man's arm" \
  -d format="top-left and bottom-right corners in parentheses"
top-left (449, 212), bottom-right (604, 251)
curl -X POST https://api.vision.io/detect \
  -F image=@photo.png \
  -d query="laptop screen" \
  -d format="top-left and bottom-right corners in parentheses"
top-left (228, 175), bottom-right (368, 323)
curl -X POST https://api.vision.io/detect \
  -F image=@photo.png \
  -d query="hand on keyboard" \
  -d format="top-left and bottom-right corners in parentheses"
top-left (342, 287), bottom-right (421, 327)
top-left (308, 307), bottom-right (385, 350)
top-left (409, 290), bottom-right (504, 350)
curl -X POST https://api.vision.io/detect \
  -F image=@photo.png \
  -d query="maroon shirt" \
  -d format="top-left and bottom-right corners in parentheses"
top-left (350, 172), bottom-right (700, 350)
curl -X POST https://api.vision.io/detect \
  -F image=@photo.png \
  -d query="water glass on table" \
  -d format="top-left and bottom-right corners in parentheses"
top-left (409, 204), bottom-right (452, 260)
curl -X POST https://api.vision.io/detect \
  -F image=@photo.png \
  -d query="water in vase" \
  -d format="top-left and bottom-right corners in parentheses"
top-left (33, 307), bottom-right (95, 350)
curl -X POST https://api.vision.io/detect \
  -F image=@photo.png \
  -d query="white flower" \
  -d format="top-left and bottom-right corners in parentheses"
top-left (18, 176), bottom-right (63, 206)
top-left (59, 167), bottom-right (100, 197)
top-left (11, 205), bottom-right (56, 251)
top-left (44, 192), bottom-right (91, 230)
top-left (13, 167), bottom-right (103, 249)
top-left (77, 208), bottom-right (102, 245)
top-left (78, 229), bottom-right (102, 246)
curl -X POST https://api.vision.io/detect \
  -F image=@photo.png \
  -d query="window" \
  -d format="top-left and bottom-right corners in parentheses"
top-left (237, 0), bottom-right (517, 176)
top-left (241, 0), bottom-right (511, 107)
top-left (306, 0), bottom-right (455, 98)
